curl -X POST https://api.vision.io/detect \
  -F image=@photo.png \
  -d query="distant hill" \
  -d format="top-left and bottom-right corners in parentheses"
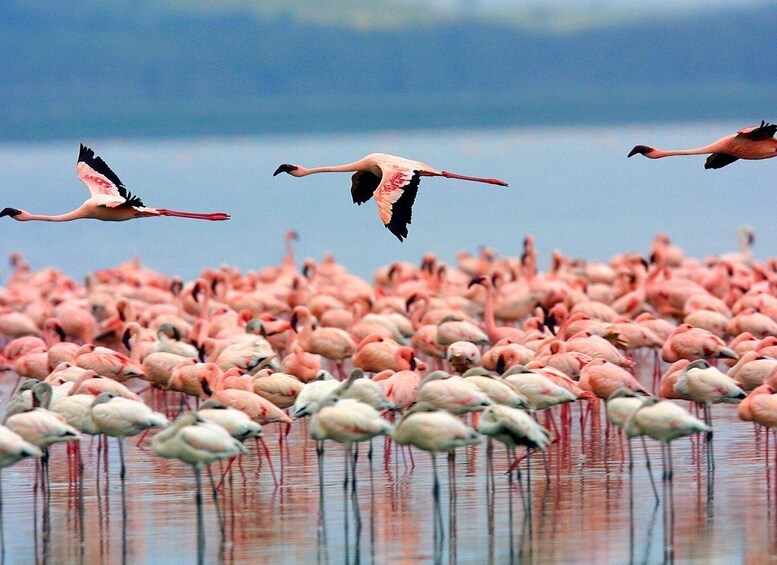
top-left (1, 1), bottom-right (775, 140)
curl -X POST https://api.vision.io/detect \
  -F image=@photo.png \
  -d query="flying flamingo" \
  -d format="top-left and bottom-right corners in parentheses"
top-left (273, 153), bottom-right (508, 241)
top-left (0, 144), bottom-right (230, 223)
top-left (628, 121), bottom-right (777, 169)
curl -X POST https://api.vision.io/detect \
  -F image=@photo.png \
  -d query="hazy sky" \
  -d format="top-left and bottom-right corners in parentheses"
top-left (411, 0), bottom-right (768, 14)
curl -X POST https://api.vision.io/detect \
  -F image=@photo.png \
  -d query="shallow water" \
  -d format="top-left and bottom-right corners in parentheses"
top-left (2, 360), bottom-right (776, 564)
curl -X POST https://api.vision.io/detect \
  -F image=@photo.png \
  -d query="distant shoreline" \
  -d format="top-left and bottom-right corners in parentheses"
top-left (2, 84), bottom-right (773, 142)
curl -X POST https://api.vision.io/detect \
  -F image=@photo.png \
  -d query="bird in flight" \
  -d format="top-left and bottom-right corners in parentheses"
top-left (628, 121), bottom-right (777, 169)
top-left (273, 153), bottom-right (507, 241)
top-left (1, 144), bottom-right (230, 223)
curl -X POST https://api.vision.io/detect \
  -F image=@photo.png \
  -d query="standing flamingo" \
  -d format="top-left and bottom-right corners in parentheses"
top-left (0, 144), bottom-right (230, 223)
top-left (624, 398), bottom-right (711, 561)
top-left (628, 121), bottom-right (777, 169)
top-left (89, 392), bottom-right (169, 483)
top-left (273, 153), bottom-right (507, 241)
top-left (152, 412), bottom-right (246, 560)
top-left (0, 425), bottom-right (42, 550)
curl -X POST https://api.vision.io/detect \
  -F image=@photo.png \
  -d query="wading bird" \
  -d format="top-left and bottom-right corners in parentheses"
top-left (628, 121), bottom-right (777, 169)
top-left (273, 153), bottom-right (508, 241)
top-left (0, 144), bottom-right (230, 223)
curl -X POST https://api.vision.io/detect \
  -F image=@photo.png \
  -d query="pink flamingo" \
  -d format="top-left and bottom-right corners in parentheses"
top-left (578, 359), bottom-right (650, 400)
top-left (0, 144), bottom-right (229, 222)
top-left (281, 345), bottom-right (322, 383)
top-left (468, 276), bottom-right (525, 344)
top-left (273, 153), bottom-right (507, 241)
top-left (1, 145), bottom-right (230, 222)
top-left (290, 306), bottom-right (356, 378)
top-left (628, 121), bottom-right (777, 169)
top-left (661, 324), bottom-right (738, 363)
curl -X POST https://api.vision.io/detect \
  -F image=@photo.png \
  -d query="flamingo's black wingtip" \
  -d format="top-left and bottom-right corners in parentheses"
top-left (273, 164), bottom-right (298, 176)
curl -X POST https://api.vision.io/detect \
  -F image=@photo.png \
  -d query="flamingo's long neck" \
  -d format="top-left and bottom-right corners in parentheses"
top-left (17, 210), bottom-right (84, 222)
top-left (481, 283), bottom-right (499, 344)
top-left (297, 162), bottom-right (364, 176)
top-left (648, 143), bottom-right (720, 158)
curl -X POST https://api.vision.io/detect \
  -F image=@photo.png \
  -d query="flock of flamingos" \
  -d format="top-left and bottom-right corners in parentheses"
top-left (0, 121), bottom-right (774, 561)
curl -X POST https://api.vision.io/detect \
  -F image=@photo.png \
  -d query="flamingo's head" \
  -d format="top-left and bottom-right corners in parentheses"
top-left (273, 164), bottom-right (300, 177)
top-left (627, 145), bottom-right (655, 158)
top-left (0, 208), bottom-right (22, 220)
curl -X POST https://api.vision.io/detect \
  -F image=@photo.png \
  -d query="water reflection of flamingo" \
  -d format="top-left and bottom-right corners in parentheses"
top-left (625, 398), bottom-right (711, 562)
top-left (0, 425), bottom-right (42, 551)
top-left (152, 413), bottom-right (246, 562)
top-left (477, 403), bottom-right (552, 536)
top-left (606, 388), bottom-right (659, 504)
top-left (392, 401), bottom-right (480, 549)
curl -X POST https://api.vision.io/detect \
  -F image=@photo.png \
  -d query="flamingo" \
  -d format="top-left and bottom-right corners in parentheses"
top-left (0, 144), bottom-right (230, 223)
top-left (624, 397), bottom-right (711, 560)
top-left (477, 404), bottom-right (552, 508)
top-left (151, 412), bottom-right (246, 556)
top-left (392, 401), bottom-right (480, 538)
top-left (605, 389), bottom-right (659, 504)
top-left (89, 392), bottom-right (169, 483)
top-left (0, 425), bottom-right (42, 549)
top-left (273, 153), bottom-right (507, 241)
top-left (309, 394), bottom-right (393, 492)
top-left (628, 121), bottom-right (777, 169)
top-left (291, 371), bottom-right (341, 419)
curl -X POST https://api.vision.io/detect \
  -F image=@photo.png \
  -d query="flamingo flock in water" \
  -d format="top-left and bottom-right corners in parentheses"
top-left (0, 226), bottom-right (774, 559)
top-left (0, 122), bottom-right (774, 560)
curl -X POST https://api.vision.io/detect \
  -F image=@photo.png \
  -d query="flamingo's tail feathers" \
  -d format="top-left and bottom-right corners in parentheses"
top-left (156, 209), bottom-right (230, 221)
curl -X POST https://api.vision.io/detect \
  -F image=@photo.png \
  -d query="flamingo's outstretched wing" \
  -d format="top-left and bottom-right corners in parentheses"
top-left (737, 121), bottom-right (777, 141)
top-left (705, 153), bottom-right (739, 170)
top-left (76, 144), bottom-right (145, 207)
top-left (373, 169), bottom-right (420, 242)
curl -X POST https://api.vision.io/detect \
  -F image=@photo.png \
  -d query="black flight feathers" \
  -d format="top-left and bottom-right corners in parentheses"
top-left (350, 170), bottom-right (421, 242)
top-left (739, 120), bottom-right (777, 141)
top-left (78, 144), bottom-right (144, 207)
top-left (704, 153), bottom-right (739, 170)
top-left (706, 120), bottom-right (775, 169)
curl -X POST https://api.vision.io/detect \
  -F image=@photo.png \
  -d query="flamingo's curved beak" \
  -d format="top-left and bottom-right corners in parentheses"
top-left (627, 145), bottom-right (654, 158)
top-left (0, 208), bottom-right (21, 217)
top-left (273, 164), bottom-right (298, 176)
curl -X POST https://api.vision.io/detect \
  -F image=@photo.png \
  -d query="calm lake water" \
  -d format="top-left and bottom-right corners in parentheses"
top-left (0, 121), bottom-right (774, 282)
top-left (0, 361), bottom-right (774, 564)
